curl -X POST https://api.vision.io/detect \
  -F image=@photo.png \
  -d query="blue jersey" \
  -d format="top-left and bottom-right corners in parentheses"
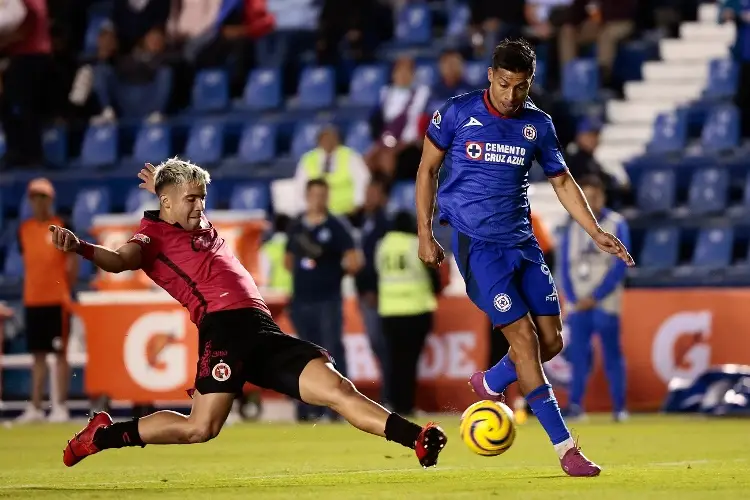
top-left (426, 89), bottom-right (567, 247)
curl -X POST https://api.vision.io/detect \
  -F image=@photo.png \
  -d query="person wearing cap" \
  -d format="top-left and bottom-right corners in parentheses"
top-left (294, 124), bottom-right (371, 217)
top-left (15, 178), bottom-right (77, 423)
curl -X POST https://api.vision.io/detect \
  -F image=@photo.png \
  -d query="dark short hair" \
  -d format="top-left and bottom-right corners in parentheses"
top-left (306, 178), bottom-right (329, 191)
top-left (391, 211), bottom-right (417, 234)
top-left (492, 38), bottom-right (536, 76)
top-left (579, 175), bottom-right (605, 191)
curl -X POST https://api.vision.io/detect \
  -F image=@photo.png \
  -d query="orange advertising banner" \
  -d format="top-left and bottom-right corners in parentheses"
top-left (74, 289), bottom-right (750, 412)
top-left (75, 293), bottom-right (490, 411)
top-left (89, 212), bottom-right (268, 290)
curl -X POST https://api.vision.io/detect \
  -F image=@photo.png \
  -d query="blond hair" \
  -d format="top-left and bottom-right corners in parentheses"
top-left (153, 157), bottom-right (211, 194)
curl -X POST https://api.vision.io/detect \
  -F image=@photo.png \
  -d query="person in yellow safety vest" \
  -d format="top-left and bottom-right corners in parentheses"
top-left (376, 211), bottom-right (442, 416)
top-left (259, 214), bottom-right (293, 295)
top-left (294, 124), bottom-right (371, 216)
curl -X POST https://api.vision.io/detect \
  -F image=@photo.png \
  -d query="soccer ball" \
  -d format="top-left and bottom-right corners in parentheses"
top-left (459, 400), bottom-right (516, 456)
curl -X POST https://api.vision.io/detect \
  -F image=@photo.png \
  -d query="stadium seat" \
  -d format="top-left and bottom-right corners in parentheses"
top-left (237, 123), bottom-right (278, 165)
top-left (464, 61), bottom-right (487, 88)
top-left (345, 121), bottom-right (373, 154)
top-left (692, 227), bottom-right (733, 268)
top-left (446, 2), bottom-right (470, 39)
top-left (562, 59), bottom-right (599, 103)
top-left (636, 169), bottom-right (675, 214)
top-left (415, 63), bottom-right (437, 87)
top-left (42, 126), bottom-right (67, 165)
top-left (78, 258), bottom-right (94, 281)
top-left (184, 122), bottom-right (225, 165)
top-left (687, 168), bottom-right (729, 215)
top-left (132, 124), bottom-right (171, 164)
top-left (229, 183), bottom-right (271, 213)
top-left (639, 227), bottom-right (680, 269)
top-left (191, 69), bottom-right (229, 112)
top-left (291, 122), bottom-right (322, 160)
top-left (387, 181), bottom-right (416, 214)
top-left (79, 124), bottom-right (118, 168)
top-left (647, 111), bottom-right (688, 155)
top-left (700, 105), bottom-right (740, 154)
top-left (72, 187), bottom-right (111, 233)
top-left (125, 187), bottom-right (158, 213)
top-left (111, 68), bottom-right (173, 119)
top-left (3, 243), bottom-right (23, 279)
top-left (395, 3), bottom-right (432, 45)
top-left (348, 65), bottom-right (388, 106)
top-left (297, 66), bottom-right (335, 109)
top-left (0, 129), bottom-right (5, 159)
top-left (703, 59), bottom-right (738, 100)
top-left (239, 68), bottom-right (282, 110)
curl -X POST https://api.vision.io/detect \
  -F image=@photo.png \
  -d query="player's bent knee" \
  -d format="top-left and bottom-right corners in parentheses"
top-left (324, 377), bottom-right (359, 409)
top-left (185, 420), bottom-right (223, 444)
top-left (542, 331), bottom-right (564, 360)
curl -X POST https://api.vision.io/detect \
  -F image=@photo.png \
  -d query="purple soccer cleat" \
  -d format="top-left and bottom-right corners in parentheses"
top-left (560, 446), bottom-right (602, 477)
top-left (468, 372), bottom-right (505, 403)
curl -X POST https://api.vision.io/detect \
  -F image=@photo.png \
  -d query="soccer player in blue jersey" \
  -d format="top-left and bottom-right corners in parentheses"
top-left (415, 39), bottom-right (634, 477)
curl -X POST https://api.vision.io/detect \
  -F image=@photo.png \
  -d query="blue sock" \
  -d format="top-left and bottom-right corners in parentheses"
top-left (526, 383), bottom-right (572, 446)
top-left (484, 354), bottom-right (517, 394)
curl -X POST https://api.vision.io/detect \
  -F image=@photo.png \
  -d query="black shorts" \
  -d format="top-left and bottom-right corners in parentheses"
top-left (24, 305), bottom-right (69, 353)
top-left (193, 307), bottom-right (330, 399)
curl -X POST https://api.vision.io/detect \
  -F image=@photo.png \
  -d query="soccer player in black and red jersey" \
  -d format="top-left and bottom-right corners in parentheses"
top-left (51, 158), bottom-right (446, 468)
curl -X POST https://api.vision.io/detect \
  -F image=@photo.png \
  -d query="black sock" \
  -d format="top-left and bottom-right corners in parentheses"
top-left (93, 419), bottom-right (145, 449)
top-left (384, 413), bottom-right (422, 450)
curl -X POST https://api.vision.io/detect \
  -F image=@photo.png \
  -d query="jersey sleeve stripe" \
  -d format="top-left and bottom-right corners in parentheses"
top-left (425, 132), bottom-right (446, 152)
top-left (546, 168), bottom-right (568, 179)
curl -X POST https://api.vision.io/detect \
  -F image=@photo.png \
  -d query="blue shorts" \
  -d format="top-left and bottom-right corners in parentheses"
top-left (452, 230), bottom-right (561, 328)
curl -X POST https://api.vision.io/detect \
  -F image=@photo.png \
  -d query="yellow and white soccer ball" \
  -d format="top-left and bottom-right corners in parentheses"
top-left (459, 400), bottom-right (516, 456)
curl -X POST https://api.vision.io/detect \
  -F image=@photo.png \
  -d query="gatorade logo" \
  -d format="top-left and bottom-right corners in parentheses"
top-left (652, 311), bottom-right (712, 384)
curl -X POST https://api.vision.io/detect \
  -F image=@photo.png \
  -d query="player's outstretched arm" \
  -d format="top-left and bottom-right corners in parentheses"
top-left (49, 225), bottom-right (143, 273)
top-left (548, 172), bottom-right (634, 266)
top-left (415, 139), bottom-right (446, 267)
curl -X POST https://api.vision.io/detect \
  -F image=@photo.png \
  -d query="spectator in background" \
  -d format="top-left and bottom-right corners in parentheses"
top-left (349, 175), bottom-right (391, 405)
top-left (720, 0), bottom-right (750, 137)
top-left (113, 0), bottom-right (170, 53)
top-left (68, 21), bottom-right (119, 121)
top-left (468, 0), bottom-right (526, 59)
top-left (285, 179), bottom-right (363, 421)
top-left (260, 214), bottom-right (293, 295)
top-left (430, 49), bottom-right (472, 108)
top-left (376, 211), bottom-right (441, 416)
top-left (366, 56), bottom-right (431, 180)
top-left (525, 0), bottom-right (573, 40)
top-left (316, 0), bottom-right (377, 65)
top-left (565, 116), bottom-right (625, 208)
top-left (16, 178), bottom-right (77, 423)
top-left (0, 0), bottom-right (53, 167)
top-left (559, 0), bottom-right (637, 88)
top-left (295, 125), bottom-right (371, 217)
top-left (559, 175), bottom-right (629, 422)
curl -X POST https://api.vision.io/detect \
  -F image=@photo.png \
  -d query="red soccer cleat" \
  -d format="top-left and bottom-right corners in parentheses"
top-left (63, 412), bottom-right (113, 467)
top-left (560, 445), bottom-right (602, 477)
top-left (414, 422), bottom-right (447, 468)
top-left (468, 371), bottom-right (506, 403)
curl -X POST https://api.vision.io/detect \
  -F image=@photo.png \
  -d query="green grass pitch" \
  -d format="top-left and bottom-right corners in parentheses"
top-left (0, 415), bottom-right (748, 499)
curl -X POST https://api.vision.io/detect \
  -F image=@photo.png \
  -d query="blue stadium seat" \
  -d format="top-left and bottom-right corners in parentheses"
top-left (229, 183), bottom-right (270, 213)
top-left (692, 227), bottom-right (733, 268)
top-left (348, 65), bottom-right (387, 106)
top-left (112, 68), bottom-right (173, 119)
top-left (192, 69), bottom-right (229, 112)
top-left (562, 59), bottom-right (599, 103)
top-left (701, 104), bottom-right (740, 153)
top-left (703, 59), bottom-right (738, 100)
top-left (132, 123), bottom-right (171, 164)
top-left (184, 122), bottom-right (225, 164)
top-left (464, 61), bottom-right (487, 88)
top-left (125, 187), bottom-right (157, 213)
top-left (639, 227), bottom-right (680, 269)
top-left (636, 169), bottom-right (675, 214)
top-left (291, 122), bottom-right (322, 160)
top-left (42, 126), bottom-right (67, 165)
top-left (237, 123), bottom-right (278, 165)
top-left (415, 63), bottom-right (437, 87)
top-left (687, 168), bottom-right (729, 215)
top-left (297, 66), bottom-right (335, 109)
top-left (446, 3), bottom-right (470, 38)
top-left (72, 187), bottom-right (111, 233)
top-left (3, 243), bottom-right (23, 279)
top-left (0, 128), bottom-right (5, 159)
top-left (345, 121), bottom-right (373, 154)
top-left (78, 258), bottom-right (94, 281)
top-left (79, 124), bottom-right (118, 168)
top-left (240, 68), bottom-right (282, 110)
top-left (387, 181), bottom-right (416, 214)
top-left (395, 4), bottom-right (432, 45)
top-left (647, 111), bottom-right (688, 155)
